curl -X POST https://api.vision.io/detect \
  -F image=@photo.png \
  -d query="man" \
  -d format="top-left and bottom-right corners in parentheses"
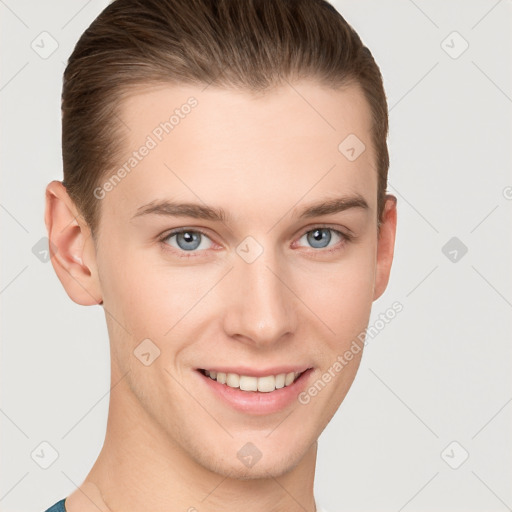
top-left (43, 0), bottom-right (397, 510)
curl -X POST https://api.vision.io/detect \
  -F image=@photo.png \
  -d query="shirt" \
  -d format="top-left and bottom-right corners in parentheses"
top-left (43, 498), bottom-right (66, 512)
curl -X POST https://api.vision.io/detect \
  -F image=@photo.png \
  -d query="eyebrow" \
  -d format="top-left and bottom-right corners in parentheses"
top-left (131, 194), bottom-right (369, 222)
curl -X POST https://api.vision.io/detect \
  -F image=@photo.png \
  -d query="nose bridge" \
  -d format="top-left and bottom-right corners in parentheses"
top-left (222, 243), bottom-right (297, 345)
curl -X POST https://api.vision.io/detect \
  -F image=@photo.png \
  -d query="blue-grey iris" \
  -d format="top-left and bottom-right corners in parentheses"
top-left (176, 231), bottom-right (201, 251)
top-left (308, 228), bottom-right (331, 249)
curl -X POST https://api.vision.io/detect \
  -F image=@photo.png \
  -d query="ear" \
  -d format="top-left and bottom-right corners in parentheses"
top-left (44, 180), bottom-right (103, 306)
top-left (373, 194), bottom-right (397, 301)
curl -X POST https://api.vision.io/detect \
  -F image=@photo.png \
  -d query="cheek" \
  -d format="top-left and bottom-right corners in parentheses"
top-left (97, 245), bottom-right (173, 338)
top-left (100, 248), bottom-right (220, 344)
top-left (98, 231), bottom-right (376, 347)
top-left (297, 249), bottom-right (376, 344)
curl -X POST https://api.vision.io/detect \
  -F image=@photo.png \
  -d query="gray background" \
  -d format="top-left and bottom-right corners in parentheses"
top-left (1, 1), bottom-right (511, 511)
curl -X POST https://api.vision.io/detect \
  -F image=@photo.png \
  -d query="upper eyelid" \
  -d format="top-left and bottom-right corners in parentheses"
top-left (161, 227), bottom-right (214, 242)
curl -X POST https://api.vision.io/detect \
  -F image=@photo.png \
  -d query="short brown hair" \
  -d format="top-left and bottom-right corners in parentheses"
top-left (62, 0), bottom-right (389, 238)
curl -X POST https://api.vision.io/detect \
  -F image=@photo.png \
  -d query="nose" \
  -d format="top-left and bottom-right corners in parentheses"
top-left (221, 248), bottom-right (298, 348)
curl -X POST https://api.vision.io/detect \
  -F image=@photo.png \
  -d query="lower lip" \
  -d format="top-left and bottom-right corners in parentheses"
top-left (197, 369), bottom-right (313, 415)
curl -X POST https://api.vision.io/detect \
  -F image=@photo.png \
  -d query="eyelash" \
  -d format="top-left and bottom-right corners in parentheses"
top-left (158, 225), bottom-right (354, 259)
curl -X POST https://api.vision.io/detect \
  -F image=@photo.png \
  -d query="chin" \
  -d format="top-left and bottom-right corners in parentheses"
top-left (212, 456), bottom-right (301, 481)
top-left (195, 439), bottom-right (308, 480)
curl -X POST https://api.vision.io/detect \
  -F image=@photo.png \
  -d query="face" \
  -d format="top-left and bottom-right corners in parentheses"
top-left (80, 80), bottom-right (395, 478)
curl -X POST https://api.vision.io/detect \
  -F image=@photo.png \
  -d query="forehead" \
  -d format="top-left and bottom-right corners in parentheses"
top-left (101, 80), bottom-right (377, 223)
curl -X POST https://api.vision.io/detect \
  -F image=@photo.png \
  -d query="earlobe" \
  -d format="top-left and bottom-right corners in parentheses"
top-left (45, 180), bottom-right (103, 306)
top-left (373, 194), bottom-right (397, 301)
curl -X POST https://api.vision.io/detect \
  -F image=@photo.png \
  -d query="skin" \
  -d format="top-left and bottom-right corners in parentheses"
top-left (45, 80), bottom-right (397, 512)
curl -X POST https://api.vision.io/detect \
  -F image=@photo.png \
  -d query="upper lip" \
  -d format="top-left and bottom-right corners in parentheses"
top-left (198, 366), bottom-right (312, 377)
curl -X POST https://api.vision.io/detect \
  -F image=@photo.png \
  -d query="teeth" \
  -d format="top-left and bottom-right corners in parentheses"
top-left (257, 375), bottom-right (275, 392)
top-left (240, 375), bottom-right (258, 391)
top-left (275, 373), bottom-right (285, 389)
top-left (226, 373), bottom-right (240, 388)
top-left (203, 370), bottom-right (303, 392)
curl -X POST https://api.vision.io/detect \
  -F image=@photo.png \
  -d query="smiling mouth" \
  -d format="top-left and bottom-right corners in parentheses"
top-left (198, 368), bottom-right (309, 393)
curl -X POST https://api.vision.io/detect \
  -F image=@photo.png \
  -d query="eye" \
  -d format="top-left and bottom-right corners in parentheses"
top-left (158, 225), bottom-right (352, 259)
top-left (160, 228), bottom-right (213, 254)
top-left (296, 227), bottom-right (349, 250)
